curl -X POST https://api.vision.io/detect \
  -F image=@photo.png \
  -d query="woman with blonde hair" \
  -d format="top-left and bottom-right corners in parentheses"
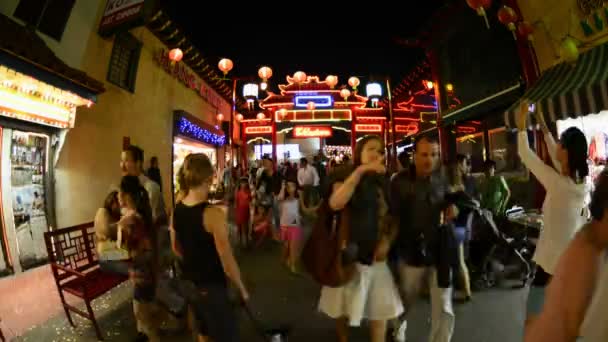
top-left (170, 153), bottom-right (249, 342)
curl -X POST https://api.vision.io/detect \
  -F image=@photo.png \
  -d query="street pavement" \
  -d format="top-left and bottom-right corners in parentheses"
top-left (14, 242), bottom-right (526, 342)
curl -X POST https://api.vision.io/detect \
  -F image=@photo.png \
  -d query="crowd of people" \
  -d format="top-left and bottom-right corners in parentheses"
top-left (89, 99), bottom-right (608, 342)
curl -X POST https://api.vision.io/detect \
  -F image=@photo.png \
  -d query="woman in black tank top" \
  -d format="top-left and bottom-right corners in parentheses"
top-left (170, 154), bottom-right (249, 342)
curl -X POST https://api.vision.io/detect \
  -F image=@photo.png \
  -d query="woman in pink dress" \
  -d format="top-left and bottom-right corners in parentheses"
top-left (234, 177), bottom-right (252, 247)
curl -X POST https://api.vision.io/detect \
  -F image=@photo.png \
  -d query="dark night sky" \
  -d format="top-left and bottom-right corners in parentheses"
top-left (160, 1), bottom-right (447, 91)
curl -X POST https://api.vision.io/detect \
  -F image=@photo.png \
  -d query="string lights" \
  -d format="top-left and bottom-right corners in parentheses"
top-left (177, 117), bottom-right (226, 146)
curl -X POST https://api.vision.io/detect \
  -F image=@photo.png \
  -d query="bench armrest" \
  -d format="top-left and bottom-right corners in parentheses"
top-left (51, 262), bottom-right (87, 278)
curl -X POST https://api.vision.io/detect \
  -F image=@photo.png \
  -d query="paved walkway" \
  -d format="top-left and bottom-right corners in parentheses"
top-left (11, 243), bottom-right (526, 341)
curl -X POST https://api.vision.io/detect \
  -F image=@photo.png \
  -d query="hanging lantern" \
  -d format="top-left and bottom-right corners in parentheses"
top-left (216, 113), bottom-right (224, 121)
top-left (366, 82), bottom-right (382, 108)
top-left (306, 101), bottom-right (316, 110)
top-left (424, 80), bottom-right (434, 90)
top-left (517, 21), bottom-right (535, 42)
top-left (445, 83), bottom-right (454, 92)
top-left (498, 6), bottom-right (518, 39)
top-left (218, 58), bottom-right (234, 75)
top-left (258, 66), bottom-right (273, 81)
top-left (348, 77), bottom-right (360, 90)
top-left (236, 113), bottom-right (244, 122)
top-left (168, 48), bottom-right (183, 64)
top-left (293, 71), bottom-right (307, 83)
top-left (466, 0), bottom-right (492, 28)
top-left (325, 75), bottom-right (338, 88)
top-left (560, 37), bottom-right (579, 63)
top-left (340, 88), bottom-right (351, 101)
top-left (256, 112), bottom-right (266, 120)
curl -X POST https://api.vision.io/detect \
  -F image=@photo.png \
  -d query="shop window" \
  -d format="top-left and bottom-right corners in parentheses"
top-left (456, 132), bottom-right (485, 173)
top-left (488, 127), bottom-right (524, 174)
top-left (14, 0), bottom-right (75, 41)
top-left (107, 33), bottom-right (141, 92)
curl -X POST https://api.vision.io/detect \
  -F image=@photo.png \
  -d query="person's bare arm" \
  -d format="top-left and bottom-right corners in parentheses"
top-left (94, 208), bottom-right (115, 239)
top-left (329, 162), bottom-right (384, 211)
top-left (525, 224), bottom-right (605, 342)
top-left (205, 206), bottom-right (249, 300)
top-left (169, 214), bottom-right (183, 258)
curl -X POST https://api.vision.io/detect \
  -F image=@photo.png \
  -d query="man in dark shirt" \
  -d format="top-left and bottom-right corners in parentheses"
top-left (256, 157), bottom-right (282, 233)
top-left (390, 136), bottom-right (457, 342)
top-left (456, 153), bottom-right (478, 199)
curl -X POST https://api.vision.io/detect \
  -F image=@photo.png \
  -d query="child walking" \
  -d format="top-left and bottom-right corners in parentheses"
top-left (278, 179), bottom-right (302, 273)
top-left (252, 204), bottom-right (272, 247)
top-left (235, 177), bottom-right (252, 247)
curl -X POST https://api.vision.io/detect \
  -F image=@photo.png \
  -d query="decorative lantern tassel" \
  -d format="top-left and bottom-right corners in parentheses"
top-left (477, 7), bottom-right (490, 29)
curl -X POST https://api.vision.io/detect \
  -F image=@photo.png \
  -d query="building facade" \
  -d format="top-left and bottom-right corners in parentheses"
top-left (0, 0), bottom-right (230, 275)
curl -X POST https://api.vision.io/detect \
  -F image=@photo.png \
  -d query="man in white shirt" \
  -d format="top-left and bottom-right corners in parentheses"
top-left (120, 145), bottom-right (166, 225)
top-left (297, 157), bottom-right (319, 187)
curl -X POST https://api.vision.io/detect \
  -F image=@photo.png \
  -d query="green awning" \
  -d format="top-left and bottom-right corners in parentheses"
top-left (504, 41), bottom-right (608, 127)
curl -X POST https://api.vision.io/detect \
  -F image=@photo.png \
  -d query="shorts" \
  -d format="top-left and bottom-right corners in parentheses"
top-left (190, 285), bottom-right (238, 342)
top-left (526, 265), bottom-right (552, 315)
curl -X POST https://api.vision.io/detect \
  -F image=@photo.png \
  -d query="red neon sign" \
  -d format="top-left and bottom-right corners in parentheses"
top-left (293, 126), bottom-right (333, 138)
top-left (355, 124), bottom-right (382, 132)
top-left (395, 124), bottom-right (419, 134)
top-left (245, 126), bottom-right (272, 135)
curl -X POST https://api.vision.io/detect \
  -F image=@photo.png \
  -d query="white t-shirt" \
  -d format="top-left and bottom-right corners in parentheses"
top-left (297, 165), bottom-right (319, 187)
top-left (139, 174), bottom-right (165, 225)
top-left (280, 198), bottom-right (300, 226)
top-left (518, 132), bottom-right (588, 274)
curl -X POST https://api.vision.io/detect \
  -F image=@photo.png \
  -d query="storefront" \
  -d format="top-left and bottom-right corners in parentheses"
top-left (172, 110), bottom-right (225, 199)
top-left (0, 16), bottom-right (104, 275)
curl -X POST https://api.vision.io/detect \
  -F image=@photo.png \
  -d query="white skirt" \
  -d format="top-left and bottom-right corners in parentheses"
top-left (318, 261), bottom-right (404, 326)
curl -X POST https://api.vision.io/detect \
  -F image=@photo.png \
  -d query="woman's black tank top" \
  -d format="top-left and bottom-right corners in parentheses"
top-left (173, 202), bottom-right (226, 287)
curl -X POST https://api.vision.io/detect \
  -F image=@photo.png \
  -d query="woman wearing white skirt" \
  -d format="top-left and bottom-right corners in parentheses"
top-left (318, 135), bottom-right (403, 342)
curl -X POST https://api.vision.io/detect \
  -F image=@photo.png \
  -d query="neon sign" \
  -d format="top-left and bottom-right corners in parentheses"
top-left (293, 126), bottom-right (333, 138)
top-left (355, 124), bottom-right (382, 132)
top-left (245, 126), bottom-right (273, 135)
top-left (294, 95), bottom-right (333, 108)
top-left (396, 124), bottom-right (419, 134)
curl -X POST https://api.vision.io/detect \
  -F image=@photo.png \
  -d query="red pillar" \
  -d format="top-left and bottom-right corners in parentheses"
top-left (427, 49), bottom-right (448, 164)
top-left (241, 123), bottom-right (248, 169)
top-left (271, 114), bottom-right (277, 167)
top-left (351, 119), bottom-right (357, 153)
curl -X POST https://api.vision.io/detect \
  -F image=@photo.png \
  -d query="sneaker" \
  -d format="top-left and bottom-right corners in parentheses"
top-left (393, 320), bottom-right (407, 342)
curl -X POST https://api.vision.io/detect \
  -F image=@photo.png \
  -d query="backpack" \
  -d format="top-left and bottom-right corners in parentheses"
top-left (301, 200), bottom-right (356, 287)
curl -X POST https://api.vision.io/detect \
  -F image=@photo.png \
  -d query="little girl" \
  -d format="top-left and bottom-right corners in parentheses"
top-left (278, 180), bottom-right (302, 273)
top-left (252, 204), bottom-right (272, 247)
top-left (235, 177), bottom-right (252, 247)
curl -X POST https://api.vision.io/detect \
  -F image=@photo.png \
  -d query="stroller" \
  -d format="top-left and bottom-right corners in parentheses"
top-left (467, 205), bottom-right (533, 290)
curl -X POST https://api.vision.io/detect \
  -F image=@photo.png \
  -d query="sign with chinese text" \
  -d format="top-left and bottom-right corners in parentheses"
top-left (98, 0), bottom-right (146, 36)
top-left (292, 126), bottom-right (333, 138)
top-left (245, 126), bottom-right (272, 135)
top-left (154, 49), bottom-right (228, 114)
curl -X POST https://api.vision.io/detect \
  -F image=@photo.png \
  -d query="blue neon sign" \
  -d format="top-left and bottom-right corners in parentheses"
top-left (294, 95), bottom-right (333, 108)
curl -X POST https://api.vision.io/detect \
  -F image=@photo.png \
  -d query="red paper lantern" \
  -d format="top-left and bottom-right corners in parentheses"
top-left (498, 6), bottom-right (518, 31)
top-left (168, 48), bottom-right (183, 62)
top-left (466, 0), bottom-right (492, 28)
top-left (236, 113), bottom-right (244, 122)
top-left (216, 113), bottom-right (224, 121)
top-left (306, 101), bottom-right (316, 110)
top-left (218, 58), bottom-right (233, 74)
top-left (293, 71), bottom-right (307, 83)
top-left (325, 75), bottom-right (338, 88)
top-left (340, 88), bottom-right (351, 100)
top-left (258, 66), bottom-right (273, 81)
top-left (517, 21), bottom-right (535, 41)
top-left (256, 112), bottom-right (265, 120)
top-left (348, 77), bottom-right (360, 89)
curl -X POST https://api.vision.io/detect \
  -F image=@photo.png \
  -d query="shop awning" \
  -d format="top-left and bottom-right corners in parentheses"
top-left (504, 42), bottom-right (608, 128)
top-left (442, 83), bottom-right (523, 126)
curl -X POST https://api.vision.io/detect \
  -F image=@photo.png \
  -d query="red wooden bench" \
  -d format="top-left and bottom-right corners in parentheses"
top-left (44, 222), bottom-right (128, 340)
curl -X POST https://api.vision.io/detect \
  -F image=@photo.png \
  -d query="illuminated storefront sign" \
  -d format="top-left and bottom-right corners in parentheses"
top-left (244, 126), bottom-right (273, 135)
top-left (293, 125), bottom-right (332, 138)
top-left (395, 124), bottom-right (419, 134)
top-left (294, 95), bottom-right (333, 108)
top-left (99, 0), bottom-right (146, 36)
top-left (0, 67), bottom-right (92, 128)
top-left (355, 124), bottom-right (382, 132)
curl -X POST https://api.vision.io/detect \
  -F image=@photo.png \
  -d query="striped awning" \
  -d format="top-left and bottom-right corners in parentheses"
top-left (504, 42), bottom-right (608, 128)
